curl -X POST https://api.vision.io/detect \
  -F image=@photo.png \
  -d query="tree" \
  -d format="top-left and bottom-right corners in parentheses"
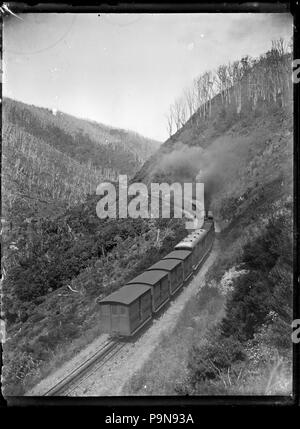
top-left (173, 97), bottom-right (187, 130)
top-left (166, 106), bottom-right (175, 137)
top-left (216, 64), bottom-right (230, 106)
top-left (165, 38), bottom-right (292, 132)
top-left (184, 85), bottom-right (197, 118)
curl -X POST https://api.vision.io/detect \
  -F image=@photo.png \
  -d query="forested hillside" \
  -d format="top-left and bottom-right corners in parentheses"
top-left (2, 98), bottom-right (160, 224)
top-left (126, 40), bottom-right (294, 395)
top-left (4, 98), bottom-right (160, 175)
top-left (2, 98), bottom-right (162, 395)
top-left (135, 40), bottom-right (292, 187)
top-left (1, 100), bottom-right (179, 396)
top-left (2, 197), bottom-right (186, 395)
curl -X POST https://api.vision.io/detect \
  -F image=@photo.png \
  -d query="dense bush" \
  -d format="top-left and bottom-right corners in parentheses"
top-left (3, 190), bottom-right (183, 324)
top-left (2, 211), bottom-right (187, 395)
top-left (221, 213), bottom-right (292, 341)
top-left (182, 208), bottom-right (293, 395)
top-left (187, 333), bottom-right (246, 384)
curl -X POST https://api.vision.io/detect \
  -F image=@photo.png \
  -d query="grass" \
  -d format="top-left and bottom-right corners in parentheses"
top-left (24, 312), bottom-right (104, 395)
top-left (122, 282), bottom-right (225, 395)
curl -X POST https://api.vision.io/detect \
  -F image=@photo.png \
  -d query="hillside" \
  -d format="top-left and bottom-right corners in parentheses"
top-left (136, 98), bottom-right (292, 221)
top-left (4, 98), bottom-right (160, 175)
top-left (124, 47), bottom-right (294, 395)
top-left (2, 98), bottom-right (160, 224)
top-left (126, 103), bottom-right (293, 394)
top-left (134, 49), bottom-right (293, 238)
top-left (1, 98), bottom-right (164, 396)
top-left (3, 98), bottom-right (160, 174)
top-left (1, 100), bottom-right (182, 396)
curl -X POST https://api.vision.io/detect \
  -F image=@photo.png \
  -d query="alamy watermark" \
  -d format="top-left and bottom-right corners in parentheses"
top-left (96, 175), bottom-right (205, 229)
top-left (293, 59), bottom-right (300, 83)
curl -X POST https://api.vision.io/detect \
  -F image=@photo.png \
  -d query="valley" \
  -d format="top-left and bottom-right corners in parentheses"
top-left (2, 38), bottom-right (294, 397)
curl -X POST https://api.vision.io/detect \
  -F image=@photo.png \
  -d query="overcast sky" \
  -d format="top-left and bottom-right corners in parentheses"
top-left (3, 13), bottom-right (293, 141)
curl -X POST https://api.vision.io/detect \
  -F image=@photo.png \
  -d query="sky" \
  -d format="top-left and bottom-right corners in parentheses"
top-left (3, 13), bottom-right (293, 141)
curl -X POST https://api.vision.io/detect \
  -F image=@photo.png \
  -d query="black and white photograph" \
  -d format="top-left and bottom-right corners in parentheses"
top-left (1, 4), bottom-right (298, 408)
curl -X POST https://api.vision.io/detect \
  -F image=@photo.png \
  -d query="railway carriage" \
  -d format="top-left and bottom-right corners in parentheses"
top-left (98, 215), bottom-right (214, 337)
top-left (162, 250), bottom-right (193, 281)
top-left (174, 233), bottom-right (205, 269)
top-left (98, 284), bottom-right (152, 336)
top-left (146, 259), bottom-right (184, 295)
top-left (201, 220), bottom-right (214, 252)
top-left (126, 270), bottom-right (170, 312)
top-left (174, 221), bottom-right (214, 270)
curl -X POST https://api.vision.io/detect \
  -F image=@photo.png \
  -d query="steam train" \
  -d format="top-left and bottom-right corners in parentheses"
top-left (97, 211), bottom-right (214, 337)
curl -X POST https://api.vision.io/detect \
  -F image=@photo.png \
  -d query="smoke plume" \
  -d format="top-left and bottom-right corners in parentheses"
top-left (153, 135), bottom-right (250, 209)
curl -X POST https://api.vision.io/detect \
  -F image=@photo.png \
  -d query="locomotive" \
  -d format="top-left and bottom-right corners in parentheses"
top-left (97, 211), bottom-right (214, 337)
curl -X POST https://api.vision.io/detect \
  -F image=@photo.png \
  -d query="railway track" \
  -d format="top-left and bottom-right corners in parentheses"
top-left (43, 339), bottom-right (126, 396)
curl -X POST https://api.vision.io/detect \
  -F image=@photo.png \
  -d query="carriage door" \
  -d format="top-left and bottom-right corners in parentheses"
top-left (111, 305), bottom-right (120, 332)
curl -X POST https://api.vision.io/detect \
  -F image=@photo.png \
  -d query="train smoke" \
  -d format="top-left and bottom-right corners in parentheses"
top-left (154, 142), bottom-right (203, 182)
top-left (153, 135), bottom-right (249, 210)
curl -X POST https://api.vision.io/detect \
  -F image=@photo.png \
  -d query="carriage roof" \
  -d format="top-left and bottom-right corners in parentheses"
top-left (146, 258), bottom-right (182, 272)
top-left (163, 250), bottom-right (192, 260)
top-left (126, 269), bottom-right (168, 286)
top-left (98, 284), bottom-right (151, 305)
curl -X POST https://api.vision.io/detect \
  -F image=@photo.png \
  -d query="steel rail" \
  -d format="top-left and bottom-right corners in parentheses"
top-left (43, 339), bottom-right (119, 396)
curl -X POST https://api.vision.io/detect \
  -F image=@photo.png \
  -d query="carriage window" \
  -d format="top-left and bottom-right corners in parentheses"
top-left (157, 282), bottom-right (162, 299)
top-left (112, 305), bottom-right (118, 314)
top-left (102, 305), bottom-right (110, 315)
top-left (119, 306), bottom-right (126, 315)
